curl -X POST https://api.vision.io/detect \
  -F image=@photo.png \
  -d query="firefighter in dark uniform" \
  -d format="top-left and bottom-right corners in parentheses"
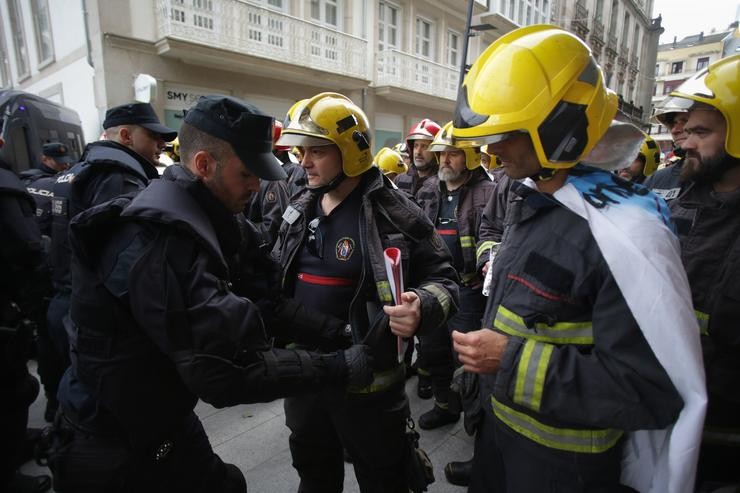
top-left (450, 26), bottom-right (688, 492)
top-left (617, 133), bottom-right (661, 184)
top-left (52, 95), bottom-right (373, 493)
top-left (393, 118), bottom-right (442, 198)
top-left (642, 89), bottom-right (692, 203)
top-left (665, 55), bottom-right (740, 489)
top-left (19, 142), bottom-right (74, 422)
top-left (414, 122), bottom-right (493, 431)
top-left (273, 92), bottom-right (458, 493)
top-left (0, 143), bottom-right (52, 493)
top-left (51, 103), bottom-right (176, 418)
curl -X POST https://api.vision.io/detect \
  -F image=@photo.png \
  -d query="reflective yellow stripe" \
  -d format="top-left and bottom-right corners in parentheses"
top-left (514, 339), bottom-right (553, 412)
top-left (422, 283), bottom-right (452, 318)
top-left (695, 310), bottom-right (709, 336)
top-left (492, 397), bottom-right (623, 453)
top-left (460, 235), bottom-right (475, 248)
top-left (460, 272), bottom-right (478, 284)
top-left (376, 281), bottom-right (393, 303)
top-left (347, 364), bottom-right (405, 394)
top-left (495, 306), bottom-right (593, 345)
top-left (477, 240), bottom-right (495, 262)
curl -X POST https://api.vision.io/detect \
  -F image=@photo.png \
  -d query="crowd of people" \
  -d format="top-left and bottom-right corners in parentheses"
top-left (1, 24), bottom-right (738, 493)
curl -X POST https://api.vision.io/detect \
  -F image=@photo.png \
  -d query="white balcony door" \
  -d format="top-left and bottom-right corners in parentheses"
top-left (310, 0), bottom-right (342, 62)
top-left (378, 1), bottom-right (400, 51)
top-left (415, 17), bottom-right (434, 86)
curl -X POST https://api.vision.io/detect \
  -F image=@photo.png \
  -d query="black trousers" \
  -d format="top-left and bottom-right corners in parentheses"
top-left (284, 383), bottom-right (409, 493)
top-left (0, 370), bottom-right (39, 486)
top-left (469, 407), bottom-right (629, 493)
top-left (417, 285), bottom-right (485, 403)
top-left (51, 410), bottom-right (245, 493)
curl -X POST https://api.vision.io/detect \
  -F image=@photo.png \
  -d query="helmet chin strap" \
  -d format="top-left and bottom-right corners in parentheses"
top-left (535, 167), bottom-right (556, 182)
top-left (309, 171), bottom-right (347, 195)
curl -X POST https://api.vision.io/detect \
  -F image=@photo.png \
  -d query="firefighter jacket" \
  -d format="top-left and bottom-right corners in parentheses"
top-left (65, 165), bottom-right (362, 457)
top-left (246, 178), bottom-right (289, 249)
top-left (476, 173), bottom-right (518, 273)
top-left (416, 166), bottom-right (493, 284)
top-left (273, 167), bottom-right (459, 382)
top-left (393, 164), bottom-right (437, 198)
top-left (481, 180), bottom-right (683, 454)
top-left (670, 179), bottom-right (740, 428)
top-left (643, 158), bottom-right (684, 203)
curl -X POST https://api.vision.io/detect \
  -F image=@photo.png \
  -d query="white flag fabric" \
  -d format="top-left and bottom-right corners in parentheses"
top-left (525, 165), bottom-right (706, 493)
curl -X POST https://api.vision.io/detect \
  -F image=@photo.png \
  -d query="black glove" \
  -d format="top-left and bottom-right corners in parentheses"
top-left (323, 344), bottom-right (374, 388)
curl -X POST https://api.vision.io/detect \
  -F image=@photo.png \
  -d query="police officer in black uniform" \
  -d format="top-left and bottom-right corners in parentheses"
top-left (0, 139), bottom-right (52, 493)
top-left (50, 103), bottom-right (177, 422)
top-left (51, 95), bottom-right (372, 493)
top-left (20, 142), bottom-right (74, 422)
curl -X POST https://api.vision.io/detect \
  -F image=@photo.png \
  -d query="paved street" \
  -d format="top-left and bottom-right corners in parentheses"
top-left (21, 362), bottom-right (474, 492)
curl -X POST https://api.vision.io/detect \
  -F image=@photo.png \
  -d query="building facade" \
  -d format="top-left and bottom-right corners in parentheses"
top-left (547, 0), bottom-right (663, 127)
top-left (1, 0), bottom-right (500, 153)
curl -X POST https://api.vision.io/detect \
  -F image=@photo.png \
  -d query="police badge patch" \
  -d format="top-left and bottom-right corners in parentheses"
top-left (335, 237), bottom-right (355, 261)
top-left (265, 191), bottom-right (277, 203)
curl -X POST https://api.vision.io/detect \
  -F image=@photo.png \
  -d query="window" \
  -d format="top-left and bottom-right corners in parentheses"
top-left (7, 0), bottom-right (29, 79)
top-left (447, 30), bottom-right (460, 67)
top-left (508, 0), bottom-right (515, 18)
top-left (655, 63), bottom-right (659, 76)
top-left (632, 24), bottom-right (640, 61)
top-left (622, 12), bottom-right (630, 50)
top-left (415, 17), bottom-right (433, 59)
top-left (378, 1), bottom-right (400, 51)
top-left (696, 57), bottom-right (709, 70)
top-left (609, 0), bottom-right (618, 38)
top-left (670, 61), bottom-right (683, 74)
top-left (594, 0), bottom-right (604, 21)
top-left (311, 0), bottom-right (339, 28)
top-left (0, 14), bottom-right (12, 88)
top-left (31, 0), bottom-right (54, 65)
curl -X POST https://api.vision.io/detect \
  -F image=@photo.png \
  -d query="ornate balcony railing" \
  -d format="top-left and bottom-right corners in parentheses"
top-left (376, 50), bottom-right (459, 101)
top-left (155, 0), bottom-right (369, 81)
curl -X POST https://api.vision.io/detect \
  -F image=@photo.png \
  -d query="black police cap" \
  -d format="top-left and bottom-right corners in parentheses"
top-left (184, 95), bottom-right (286, 181)
top-left (42, 142), bottom-right (74, 164)
top-left (103, 102), bottom-right (177, 142)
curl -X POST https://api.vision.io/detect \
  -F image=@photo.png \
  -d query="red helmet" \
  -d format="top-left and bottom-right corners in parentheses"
top-left (273, 120), bottom-right (291, 152)
top-left (406, 119), bottom-right (442, 143)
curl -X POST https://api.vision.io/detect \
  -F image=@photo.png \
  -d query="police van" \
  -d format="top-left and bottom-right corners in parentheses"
top-left (0, 90), bottom-right (85, 175)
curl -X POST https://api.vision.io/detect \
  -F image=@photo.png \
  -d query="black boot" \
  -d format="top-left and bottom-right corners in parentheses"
top-left (444, 459), bottom-right (473, 487)
top-left (3, 472), bottom-right (52, 493)
top-left (416, 374), bottom-right (432, 400)
top-left (418, 403), bottom-right (459, 430)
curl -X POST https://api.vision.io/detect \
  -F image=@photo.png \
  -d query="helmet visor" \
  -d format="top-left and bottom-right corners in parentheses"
top-left (668, 68), bottom-right (715, 109)
top-left (453, 130), bottom-right (527, 148)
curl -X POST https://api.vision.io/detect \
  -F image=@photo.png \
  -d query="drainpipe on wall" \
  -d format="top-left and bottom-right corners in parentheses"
top-left (82, 0), bottom-right (94, 68)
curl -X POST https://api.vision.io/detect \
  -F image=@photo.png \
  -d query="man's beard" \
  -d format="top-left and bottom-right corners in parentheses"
top-left (681, 150), bottom-right (739, 185)
top-left (438, 166), bottom-right (464, 183)
top-left (414, 156), bottom-right (435, 171)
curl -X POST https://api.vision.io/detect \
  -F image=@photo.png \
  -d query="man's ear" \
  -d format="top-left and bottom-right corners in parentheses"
top-left (118, 126), bottom-right (134, 146)
top-left (191, 150), bottom-right (213, 179)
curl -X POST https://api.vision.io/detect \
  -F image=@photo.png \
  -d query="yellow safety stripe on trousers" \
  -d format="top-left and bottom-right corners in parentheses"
top-left (460, 235), bottom-right (476, 249)
top-left (476, 240), bottom-right (495, 262)
top-left (347, 364), bottom-right (405, 394)
top-left (376, 281), bottom-right (393, 303)
top-left (421, 283), bottom-right (452, 318)
top-left (514, 339), bottom-right (553, 412)
top-left (494, 306), bottom-right (594, 345)
top-left (492, 397), bottom-right (623, 453)
top-left (695, 310), bottom-right (709, 336)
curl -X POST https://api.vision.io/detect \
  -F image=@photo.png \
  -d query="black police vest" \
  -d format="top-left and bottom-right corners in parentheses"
top-left (50, 143), bottom-right (154, 291)
top-left (22, 168), bottom-right (57, 237)
top-left (69, 177), bottom-right (233, 454)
